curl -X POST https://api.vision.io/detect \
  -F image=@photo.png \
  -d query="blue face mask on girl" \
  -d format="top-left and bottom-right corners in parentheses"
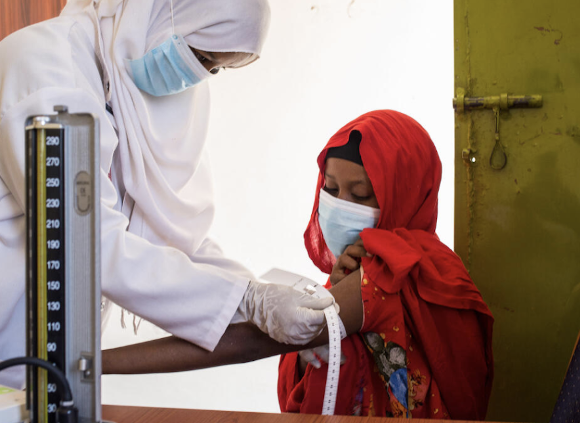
top-left (127, 34), bottom-right (211, 97)
top-left (317, 188), bottom-right (380, 259)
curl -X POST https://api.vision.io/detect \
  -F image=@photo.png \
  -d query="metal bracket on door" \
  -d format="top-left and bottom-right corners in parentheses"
top-left (454, 88), bottom-right (543, 170)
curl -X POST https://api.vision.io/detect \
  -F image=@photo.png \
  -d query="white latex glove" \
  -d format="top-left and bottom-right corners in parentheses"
top-left (231, 280), bottom-right (334, 345)
top-left (299, 345), bottom-right (347, 369)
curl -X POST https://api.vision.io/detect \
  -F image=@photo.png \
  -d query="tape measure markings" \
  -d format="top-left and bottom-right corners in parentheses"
top-left (258, 270), bottom-right (346, 416)
top-left (322, 305), bottom-right (341, 415)
top-left (292, 278), bottom-right (344, 415)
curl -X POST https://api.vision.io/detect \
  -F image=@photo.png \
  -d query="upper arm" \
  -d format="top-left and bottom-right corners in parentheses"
top-left (328, 269), bottom-right (364, 336)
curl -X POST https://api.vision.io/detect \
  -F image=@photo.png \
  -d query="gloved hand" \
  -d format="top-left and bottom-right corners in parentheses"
top-left (299, 345), bottom-right (347, 369)
top-left (231, 281), bottom-right (335, 345)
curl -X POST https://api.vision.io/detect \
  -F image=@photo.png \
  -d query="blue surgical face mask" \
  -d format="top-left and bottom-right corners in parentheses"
top-left (127, 34), bottom-right (211, 97)
top-left (318, 188), bottom-right (380, 259)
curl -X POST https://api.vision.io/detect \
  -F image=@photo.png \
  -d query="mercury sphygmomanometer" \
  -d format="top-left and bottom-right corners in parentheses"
top-left (0, 106), bottom-right (110, 423)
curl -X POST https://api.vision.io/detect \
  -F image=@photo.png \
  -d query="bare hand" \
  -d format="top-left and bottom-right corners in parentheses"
top-left (330, 239), bottom-right (371, 286)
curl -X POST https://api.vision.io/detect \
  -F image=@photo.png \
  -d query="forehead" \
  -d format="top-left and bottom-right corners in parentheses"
top-left (211, 51), bottom-right (256, 68)
top-left (324, 158), bottom-right (371, 183)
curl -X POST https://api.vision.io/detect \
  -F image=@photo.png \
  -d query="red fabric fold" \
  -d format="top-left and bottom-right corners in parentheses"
top-left (360, 228), bottom-right (493, 318)
top-left (359, 229), bottom-right (422, 293)
top-left (278, 335), bottom-right (387, 415)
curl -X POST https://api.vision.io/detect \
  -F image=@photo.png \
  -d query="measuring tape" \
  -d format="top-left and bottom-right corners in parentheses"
top-left (321, 305), bottom-right (345, 415)
top-left (303, 283), bottom-right (346, 415)
top-left (259, 269), bottom-right (346, 415)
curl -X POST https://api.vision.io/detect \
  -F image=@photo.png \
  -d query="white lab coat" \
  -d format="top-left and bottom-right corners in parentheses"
top-left (0, 13), bottom-right (254, 388)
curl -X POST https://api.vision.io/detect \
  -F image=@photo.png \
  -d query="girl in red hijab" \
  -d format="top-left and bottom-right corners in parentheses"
top-left (278, 110), bottom-right (494, 419)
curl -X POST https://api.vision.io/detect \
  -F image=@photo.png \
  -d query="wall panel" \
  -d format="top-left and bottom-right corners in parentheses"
top-left (0, 0), bottom-right (66, 41)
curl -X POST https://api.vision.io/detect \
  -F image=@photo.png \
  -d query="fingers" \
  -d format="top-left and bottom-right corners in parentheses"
top-left (330, 255), bottom-right (358, 286)
top-left (298, 307), bottom-right (327, 328)
top-left (314, 345), bottom-right (330, 363)
top-left (338, 254), bottom-right (360, 272)
top-left (329, 269), bottom-right (347, 286)
top-left (330, 239), bottom-right (373, 286)
top-left (298, 295), bottom-right (340, 331)
top-left (297, 294), bottom-right (334, 310)
top-left (308, 345), bottom-right (348, 366)
top-left (298, 349), bottom-right (322, 369)
top-left (344, 241), bottom-right (372, 259)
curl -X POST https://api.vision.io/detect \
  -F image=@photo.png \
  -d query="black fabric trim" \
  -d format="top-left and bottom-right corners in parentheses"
top-left (325, 130), bottom-right (363, 165)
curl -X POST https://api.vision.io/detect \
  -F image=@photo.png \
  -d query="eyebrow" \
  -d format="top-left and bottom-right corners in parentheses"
top-left (205, 51), bottom-right (218, 62)
top-left (191, 47), bottom-right (218, 64)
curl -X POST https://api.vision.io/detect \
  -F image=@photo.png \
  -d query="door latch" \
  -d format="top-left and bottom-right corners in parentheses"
top-left (454, 88), bottom-right (543, 170)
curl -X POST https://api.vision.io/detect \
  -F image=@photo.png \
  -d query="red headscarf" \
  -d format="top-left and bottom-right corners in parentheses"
top-left (303, 110), bottom-right (494, 419)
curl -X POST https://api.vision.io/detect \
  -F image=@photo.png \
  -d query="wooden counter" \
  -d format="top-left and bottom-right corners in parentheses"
top-left (102, 405), bottom-right (510, 423)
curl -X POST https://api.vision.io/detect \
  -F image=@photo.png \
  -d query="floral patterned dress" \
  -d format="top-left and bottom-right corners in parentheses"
top-left (360, 268), bottom-right (449, 418)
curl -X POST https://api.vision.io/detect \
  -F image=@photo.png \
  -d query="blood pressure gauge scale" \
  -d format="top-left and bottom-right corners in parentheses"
top-left (25, 106), bottom-right (103, 423)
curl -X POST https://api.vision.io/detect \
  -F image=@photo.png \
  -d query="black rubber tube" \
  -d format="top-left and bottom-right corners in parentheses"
top-left (0, 356), bottom-right (73, 402)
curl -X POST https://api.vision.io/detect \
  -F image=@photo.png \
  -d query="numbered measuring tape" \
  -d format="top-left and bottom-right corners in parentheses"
top-left (260, 269), bottom-right (347, 415)
top-left (301, 283), bottom-right (346, 415)
top-left (25, 106), bottom-right (103, 423)
top-left (321, 306), bottom-right (346, 414)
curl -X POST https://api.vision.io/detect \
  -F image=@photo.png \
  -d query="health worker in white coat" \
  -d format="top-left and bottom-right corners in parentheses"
top-left (0, 0), bottom-right (334, 388)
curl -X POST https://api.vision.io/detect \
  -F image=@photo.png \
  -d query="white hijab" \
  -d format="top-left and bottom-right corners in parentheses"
top-left (61, 0), bottom-right (270, 253)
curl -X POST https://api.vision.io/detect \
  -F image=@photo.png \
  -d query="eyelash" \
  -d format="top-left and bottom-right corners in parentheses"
top-left (193, 51), bottom-right (221, 74)
top-left (353, 194), bottom-right (371, 201)
top-left (323, 187), bottom-right (370, 201)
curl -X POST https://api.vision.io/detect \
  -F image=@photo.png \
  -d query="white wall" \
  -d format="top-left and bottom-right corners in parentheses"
top-left (102, 0), bottom-right (453, 413)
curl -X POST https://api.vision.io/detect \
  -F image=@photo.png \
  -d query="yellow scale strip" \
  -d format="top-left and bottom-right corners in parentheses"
top-left (36, 128), bottom-right (48, 423)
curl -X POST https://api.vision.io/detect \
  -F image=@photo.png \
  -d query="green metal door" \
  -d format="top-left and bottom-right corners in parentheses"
top-left (454, 1), bottom-right (580, 422)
